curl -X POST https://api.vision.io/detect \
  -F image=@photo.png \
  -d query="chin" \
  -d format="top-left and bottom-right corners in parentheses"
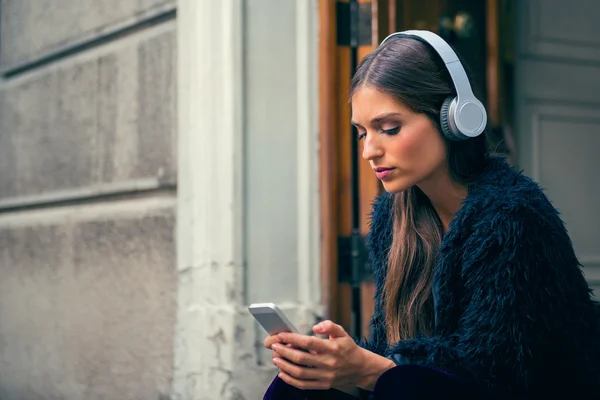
top-left (381, 178), bottom-right (414, 194)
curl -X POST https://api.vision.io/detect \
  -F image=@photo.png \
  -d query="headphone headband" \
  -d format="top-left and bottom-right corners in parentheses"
top-left (379, 30), bottom-right (487, 140)
top-left (381, 30), bottom-right (475, 102)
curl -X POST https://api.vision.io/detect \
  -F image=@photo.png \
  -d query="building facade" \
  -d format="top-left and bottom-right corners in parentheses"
top-left (0, 0), bottom-right (320, 399)
top-left (0, 0), bottom-right (598, 399)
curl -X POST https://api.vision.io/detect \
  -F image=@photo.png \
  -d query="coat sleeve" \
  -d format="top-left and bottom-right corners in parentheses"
top-left (386, 199), bottom-right (594, 393)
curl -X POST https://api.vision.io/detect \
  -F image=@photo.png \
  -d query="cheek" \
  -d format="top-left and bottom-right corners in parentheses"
top-left (388, 131), bottom-right (421, 159)
top-left (389, 126), bottom-right (446, 169)
top-left (421, 133), bottom-right (447, 164)
top-left (389, 129), bottom-right (439, 161)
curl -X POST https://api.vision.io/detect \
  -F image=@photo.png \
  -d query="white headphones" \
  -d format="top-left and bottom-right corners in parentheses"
top-left (380, 30), bottom-right (487, 141)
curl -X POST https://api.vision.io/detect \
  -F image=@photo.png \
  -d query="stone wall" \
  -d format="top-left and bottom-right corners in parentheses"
top-left (0, 1), bottom-right (178, 399)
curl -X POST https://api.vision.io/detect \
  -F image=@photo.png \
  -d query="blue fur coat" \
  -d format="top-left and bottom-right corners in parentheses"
top-left (361, 156), bottom-right (600, 398)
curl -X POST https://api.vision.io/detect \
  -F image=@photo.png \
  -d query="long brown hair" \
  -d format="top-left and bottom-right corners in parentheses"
top-left (350, 36), bottom-right (489, 344)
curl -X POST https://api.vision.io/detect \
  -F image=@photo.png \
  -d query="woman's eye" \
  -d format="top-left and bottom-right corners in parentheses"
top-left (357, 132), bottom-right (367, 141)
top-left (382, 126), bottom-right (400, 135)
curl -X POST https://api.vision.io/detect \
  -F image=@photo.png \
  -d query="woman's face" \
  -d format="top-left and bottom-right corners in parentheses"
top-left (351, 86), bottom-right (448, 193)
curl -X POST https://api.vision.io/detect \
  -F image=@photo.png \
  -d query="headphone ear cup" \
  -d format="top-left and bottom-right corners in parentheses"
top-left (440, 96), bottom-right (456, 140)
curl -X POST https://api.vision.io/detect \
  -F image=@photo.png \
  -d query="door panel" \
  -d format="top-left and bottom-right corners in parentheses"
top-left (516, 0), bottom-right (600, 296)
top-left (519, 59), bottom-right (600, 103)
top-left (523, 0), bottom-right (600, 63)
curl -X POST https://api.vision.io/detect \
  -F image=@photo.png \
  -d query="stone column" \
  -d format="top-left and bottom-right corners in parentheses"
top-left (173, 0), bottom-right (248, 398)
top-left (173, 1), bottom-right (321, 398)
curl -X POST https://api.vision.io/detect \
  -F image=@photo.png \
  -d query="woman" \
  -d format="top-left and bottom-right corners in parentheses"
top-left (263, 31), bottom-right (600, 399)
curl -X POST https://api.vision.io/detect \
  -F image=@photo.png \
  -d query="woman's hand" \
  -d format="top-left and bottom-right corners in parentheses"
top-left (264, 333), bottom-right (299, 361)
top-left (269, 320), bottom-right (395, 391)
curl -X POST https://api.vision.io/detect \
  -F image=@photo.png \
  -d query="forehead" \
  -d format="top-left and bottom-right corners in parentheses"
top-left (351, 86), bottom-right (410, 122)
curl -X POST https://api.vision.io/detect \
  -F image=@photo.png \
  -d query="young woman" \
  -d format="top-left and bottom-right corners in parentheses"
top-left (262, 31), bottom-right (600, 399)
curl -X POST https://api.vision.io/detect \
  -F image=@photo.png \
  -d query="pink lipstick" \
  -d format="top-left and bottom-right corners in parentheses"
top-left (374, 167), bottom-right (395, 180)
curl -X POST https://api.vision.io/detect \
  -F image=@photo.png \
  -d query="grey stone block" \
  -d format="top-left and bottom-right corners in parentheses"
top-left (0, 199), bottom-right (176, 400)
top-left (0, 23), bottom-right (176, 201)
top-left (0, 0), bottom-right (176, 69)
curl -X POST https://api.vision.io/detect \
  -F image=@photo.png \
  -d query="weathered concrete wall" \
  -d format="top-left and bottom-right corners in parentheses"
top-left (0, 0), bottom-right (177, 398)
top-left (0, 22), bottom-right (176, 202)
top-left (0, 197), bottom-right (176, 400)
top-left (1, 0), bottom-right (175, 70)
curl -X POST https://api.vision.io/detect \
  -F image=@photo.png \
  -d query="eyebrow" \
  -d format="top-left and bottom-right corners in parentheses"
top-left (351, 112), bottom-right (403, 127)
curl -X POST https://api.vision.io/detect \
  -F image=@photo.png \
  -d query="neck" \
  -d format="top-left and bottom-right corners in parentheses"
top-left (417, 168), bottom-right (467, 232)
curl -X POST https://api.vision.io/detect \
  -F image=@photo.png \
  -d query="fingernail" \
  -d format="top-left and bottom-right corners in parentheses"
top-left (271, 344), bottom-right (280, 350)
top-left (272, 358), bottom-right (280, 365)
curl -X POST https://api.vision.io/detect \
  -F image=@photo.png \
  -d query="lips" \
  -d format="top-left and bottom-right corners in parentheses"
top-left (374, 167), bottom-right (395, 180)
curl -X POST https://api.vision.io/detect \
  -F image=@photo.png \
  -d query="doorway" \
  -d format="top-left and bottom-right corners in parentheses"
top-left (318, 0), bottom-right (515, 339)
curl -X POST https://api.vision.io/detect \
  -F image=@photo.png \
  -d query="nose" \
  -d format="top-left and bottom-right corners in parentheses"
top-left (361, 133), bottom-right (384, 161)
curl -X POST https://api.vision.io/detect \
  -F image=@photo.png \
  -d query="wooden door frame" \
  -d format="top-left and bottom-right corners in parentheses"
top-left (318, 0), bottom-right (339, 325)
top-left (317, 0), bottom-right (392, 334)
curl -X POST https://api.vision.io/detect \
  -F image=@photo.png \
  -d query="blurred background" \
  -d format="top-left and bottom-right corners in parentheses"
top-left (0, 0), bottom-right (598, 399)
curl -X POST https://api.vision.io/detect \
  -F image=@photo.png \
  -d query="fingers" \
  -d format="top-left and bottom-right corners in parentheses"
top-left (272, 343), bottom-right (329, 368)
top-left (267, 334), bottom-right (302, 365)
top-left (276, 333), bottom-right (332, 354)
top-left (277, 371), bottom-right (331, 390)
top-left (313, 320), bottom-right (347, 338)
top-left (265, 333), bottom-right (307, 351)
top-left (273, 357), bottom-right (326, 380)
top-left (264, 335), bottom-right (279, 347)
top-left (272, 344), bottom-right (295, 360)
top-left (264, 335), bottom-right (282, 349)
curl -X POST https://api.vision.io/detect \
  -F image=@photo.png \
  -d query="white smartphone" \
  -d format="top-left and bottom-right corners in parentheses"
top-left (248, 303), bottom-right (299, 335)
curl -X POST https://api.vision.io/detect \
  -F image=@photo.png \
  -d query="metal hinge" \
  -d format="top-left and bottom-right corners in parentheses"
top-left (338, 233), bottom-right (372, 283)
top-left (336, 1), bottom-right (373, 47)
